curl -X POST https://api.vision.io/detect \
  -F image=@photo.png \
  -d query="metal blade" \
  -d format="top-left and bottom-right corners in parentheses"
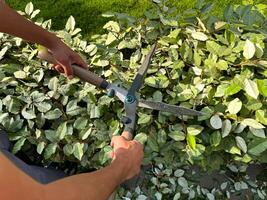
top-left (138, 100), bottom-right (203, 116)
top-left (128, 43), bottom-right (157, 95)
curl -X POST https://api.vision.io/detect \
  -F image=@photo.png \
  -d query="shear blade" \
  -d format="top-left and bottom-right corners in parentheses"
top-left (138, 100), bottom-right (203, 116)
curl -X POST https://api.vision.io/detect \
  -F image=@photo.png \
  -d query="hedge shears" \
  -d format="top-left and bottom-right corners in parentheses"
top-left (39, 43), bottom-right (202, 139)
top-left (38, 42), bottom-right (203, 198)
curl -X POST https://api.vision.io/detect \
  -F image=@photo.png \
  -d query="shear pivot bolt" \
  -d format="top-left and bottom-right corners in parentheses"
top-left (125, 95), bottom-right (135, 104)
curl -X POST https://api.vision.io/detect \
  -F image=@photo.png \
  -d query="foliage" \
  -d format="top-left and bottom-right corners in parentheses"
top-left (6, 0), bottom-right (262, 38)
top-left (0, 1), bottom-right (267, 199)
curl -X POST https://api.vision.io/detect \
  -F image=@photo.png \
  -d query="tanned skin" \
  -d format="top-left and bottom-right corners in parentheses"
top-left (0, 2), bottom-right (144, 200)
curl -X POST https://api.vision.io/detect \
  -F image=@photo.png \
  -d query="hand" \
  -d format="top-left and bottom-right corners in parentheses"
top-left (110, 134), bottom-right (144, 182)
top-left (48, 39), bottom-right (87, 78)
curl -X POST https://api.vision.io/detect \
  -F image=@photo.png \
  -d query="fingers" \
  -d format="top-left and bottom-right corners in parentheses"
top-left (73, 54), bottom-right (87, 69)
top-left (54, 64), bottom-right (64, 73)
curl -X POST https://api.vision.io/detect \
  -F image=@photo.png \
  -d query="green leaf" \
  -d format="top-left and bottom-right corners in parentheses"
top-left (255, 43), bottom-right (264, 58)
top-left (153, 91), bottom-right (163, 102)
top-left (65, 16), bottom-right (76, 31)
top-left (257, 79), bottom-right (267, 97)
top-left (191, 32), bottom-right (208, 41)
top-left (74, 117), bottom-right (88, 130)
top-left (225, 83), bottom-right (242, 96)
top-left (244, 79), bottom-right (259, 99)
top-left (210, 131), bottom-right (221, 147)
top-left (248, 138), bottom-right (267, 156)
top-left (37, 142), bottom-right (45, 154)
top-left (56, 122), bottom-right (67, 141)
top-left (235, 136), bottom-right (247, 153)
top-left (134, 133), bottom-right (148, 145)
top-left (44, 108), bottom-right (62, 120)
top-left (187, 125), bottom-right (204, 136)
top-left (241, 118), bottom-right (265, 129)
top-left (12, 138), bottom-right (26, 154)
top-left (210, 115), bottom-right (222, 129)
top-left (138, 114), bottom-right (151, 124)
top-left (187, 134), bottom-right (196, 150)
top-left (73, 142), bottom-right (84, 160)
top-left (25, 2), bottom-right (34, 15)
top-left (147, 135), bottom-right (159, 152)
top-left (174, 169), bottom-right (185, 177)
top-left (63, 144), bottom-right (73, 156)
top-left (66, 100), bottom-right (84, 116)
top-left (227, 98), bottom-right (242, 114)
top-left (222, 119), bottom-right (232, 138)
top-left (44, 143), bottom-right (57, 159)
top-left (256, 110), bottom-right (267, 125)
top-left (206, 41), bottom-right (223, 56)
top-left (243, 39), bottom-right (255, 59)
top-left (79, 127), bottom-right (92, 140)
top-left (168, 131), bottom-right (185, 141)
top-left (217, 60), bottom-right (228, 70)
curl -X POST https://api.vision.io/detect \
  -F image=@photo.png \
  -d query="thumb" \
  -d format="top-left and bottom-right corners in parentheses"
top-left (56, 58), bottom-right (74, 78)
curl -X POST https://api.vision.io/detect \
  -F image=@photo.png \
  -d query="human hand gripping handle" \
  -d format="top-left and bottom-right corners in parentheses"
top-left (38, 48), bottom-right (109, 89)
top-left (108, 132), bottom-right (144, 200)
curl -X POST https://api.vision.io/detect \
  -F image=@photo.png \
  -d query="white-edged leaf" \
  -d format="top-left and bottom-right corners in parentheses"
top-left (236, 136), bottom-right (247, 153)
top-left (178, 177), bottom-right (188, 188)
top-left (65, 16), bottom-right (76, 31)
top-left (249, 127), bottom-right (265, 138)
top-left (134, 133), bottom-right (148, 145)
top-left (241, 118), bottom-right (265, 129)
top-left (105, 32), bottom-right (117, 45)
top-left (187, 125), bottom-right (204, 135)
top-left (37, 142), bottom-right (45, 154)
top-left (12, 138), bottom-right (26, 154)
top-left (210, 115), bottom-right (222, 129)
top-left (174, 169), bottom-right (185, 177)
top-left (222, 119), bottom-right (232, 138)
top-left (243, 39), bottom-right (255, 59)
top-left (244, 79), bottom-right (259, 99)
top-left (73, 142), bottom-right (84, 160)
top-left (14, 71), bottom-right (27, 79)
top-left (103, 21), bottom-right (120, 33)
top-left (56, 122), bottom-right (67, 140)
top-left (227, 98), bottom-right (242, 114)
top-left (25, 2), bottom-right (34, 15)
top-left (22, 107), bottom-right (36, 119)
top-left (191, 32), bottom-right (208, 41)
top-left (0, 46), bottom-right (8, 60)
top-left (44, 108), bottom-right (62, 120)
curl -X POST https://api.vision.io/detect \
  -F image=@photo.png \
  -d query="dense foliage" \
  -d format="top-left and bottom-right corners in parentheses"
top-left (0, 0), bottom-right (266, 199)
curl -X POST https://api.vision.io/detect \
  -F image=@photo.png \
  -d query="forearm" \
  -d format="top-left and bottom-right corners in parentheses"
top-left (43, 161), bottom-right (125, 200)
top-left (0, 2), bottom-right (60, 49)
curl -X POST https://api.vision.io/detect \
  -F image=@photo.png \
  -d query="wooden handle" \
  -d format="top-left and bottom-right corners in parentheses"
top-left (38, 49), bottom-right (109, 89)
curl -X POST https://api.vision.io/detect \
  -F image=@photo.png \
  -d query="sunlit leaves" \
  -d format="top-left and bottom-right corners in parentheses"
top-left (243, 40), bottom-right (255, 59)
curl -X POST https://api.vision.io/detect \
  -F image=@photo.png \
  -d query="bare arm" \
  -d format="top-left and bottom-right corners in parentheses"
top-left (0, 1), bottom-right (87, 77)
top-left (0, 135), bottom-right (143, 200)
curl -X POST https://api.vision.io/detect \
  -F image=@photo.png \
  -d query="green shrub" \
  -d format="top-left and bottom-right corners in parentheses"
top-left (0, 1), bottom-right (266, 199)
